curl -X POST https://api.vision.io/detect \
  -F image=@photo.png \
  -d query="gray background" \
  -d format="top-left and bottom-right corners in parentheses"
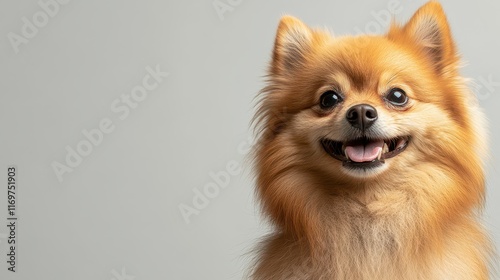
top-left (0, 0), bottom-right (498, 279)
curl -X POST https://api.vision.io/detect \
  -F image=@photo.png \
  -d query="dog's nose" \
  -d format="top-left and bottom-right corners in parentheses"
top-left (346, 104), bottom-right (378, 130)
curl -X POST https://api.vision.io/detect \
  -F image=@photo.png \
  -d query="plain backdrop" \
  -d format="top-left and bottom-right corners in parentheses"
top-left (0, 0), bottom-right (498, 279)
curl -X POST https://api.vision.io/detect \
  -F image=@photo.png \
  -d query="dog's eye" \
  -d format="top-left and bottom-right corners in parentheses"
top-left (320, 90), bottom-right (342, 109)
top-left (386, 88), bottom-right (408, 106)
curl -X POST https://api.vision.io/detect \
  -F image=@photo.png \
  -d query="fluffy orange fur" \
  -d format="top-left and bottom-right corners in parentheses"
top-left (251, 2), bottom-right (494, 279)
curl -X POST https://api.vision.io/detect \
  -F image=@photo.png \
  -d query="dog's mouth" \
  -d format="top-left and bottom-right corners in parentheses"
top-left (321, 136), bottom-right (410, 168)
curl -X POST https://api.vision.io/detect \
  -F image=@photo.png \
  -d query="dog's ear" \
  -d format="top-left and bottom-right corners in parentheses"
top-left (388, 1), bottom-right (458, 74)
top-left (271, 16), bottom-right (314, 75)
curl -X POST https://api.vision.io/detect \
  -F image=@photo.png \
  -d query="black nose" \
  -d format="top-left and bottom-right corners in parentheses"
top-left (346, 104), bottom-right (378, 130)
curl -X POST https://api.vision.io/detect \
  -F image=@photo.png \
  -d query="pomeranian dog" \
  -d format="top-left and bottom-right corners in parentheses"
top-left (251, 1), bottom-right (494, 279)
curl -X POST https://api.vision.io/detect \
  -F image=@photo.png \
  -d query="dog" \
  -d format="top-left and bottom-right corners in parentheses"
top-left (251, 1), bottom-right (493, 279)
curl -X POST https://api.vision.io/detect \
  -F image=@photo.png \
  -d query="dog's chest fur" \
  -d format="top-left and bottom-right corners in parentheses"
top-left (253, 193), bottom-right (484, 280)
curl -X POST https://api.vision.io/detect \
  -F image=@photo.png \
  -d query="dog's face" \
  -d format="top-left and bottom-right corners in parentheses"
top-left (256, 3), bottom-right (483, 183)
top-left (295, 36), bottom-right (428, 179)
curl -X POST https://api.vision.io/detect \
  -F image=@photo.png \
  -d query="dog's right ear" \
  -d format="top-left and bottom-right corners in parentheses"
top-left (271, 16), bottom-right (313, 75)
top-left (388, 1), bottom-right (458, 75)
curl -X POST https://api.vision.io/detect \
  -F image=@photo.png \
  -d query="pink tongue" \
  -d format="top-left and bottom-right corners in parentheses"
top-left (345, 140), bottom-right (384, 162)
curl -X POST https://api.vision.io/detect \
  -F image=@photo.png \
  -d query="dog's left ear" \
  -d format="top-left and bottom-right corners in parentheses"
top-left (388, 1), bottom-right (458, 74)
top-left (271, 16), bottom-right (314, 76)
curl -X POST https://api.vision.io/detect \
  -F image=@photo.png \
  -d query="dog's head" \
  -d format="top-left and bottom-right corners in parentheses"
top-left (255, 2), bottom-right (485, 184)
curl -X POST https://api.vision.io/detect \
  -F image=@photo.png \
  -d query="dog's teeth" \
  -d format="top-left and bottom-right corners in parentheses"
top-left (383, 142), bottom-right (389, 154)
top-left (377, 149), bottom-right (382, 161)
